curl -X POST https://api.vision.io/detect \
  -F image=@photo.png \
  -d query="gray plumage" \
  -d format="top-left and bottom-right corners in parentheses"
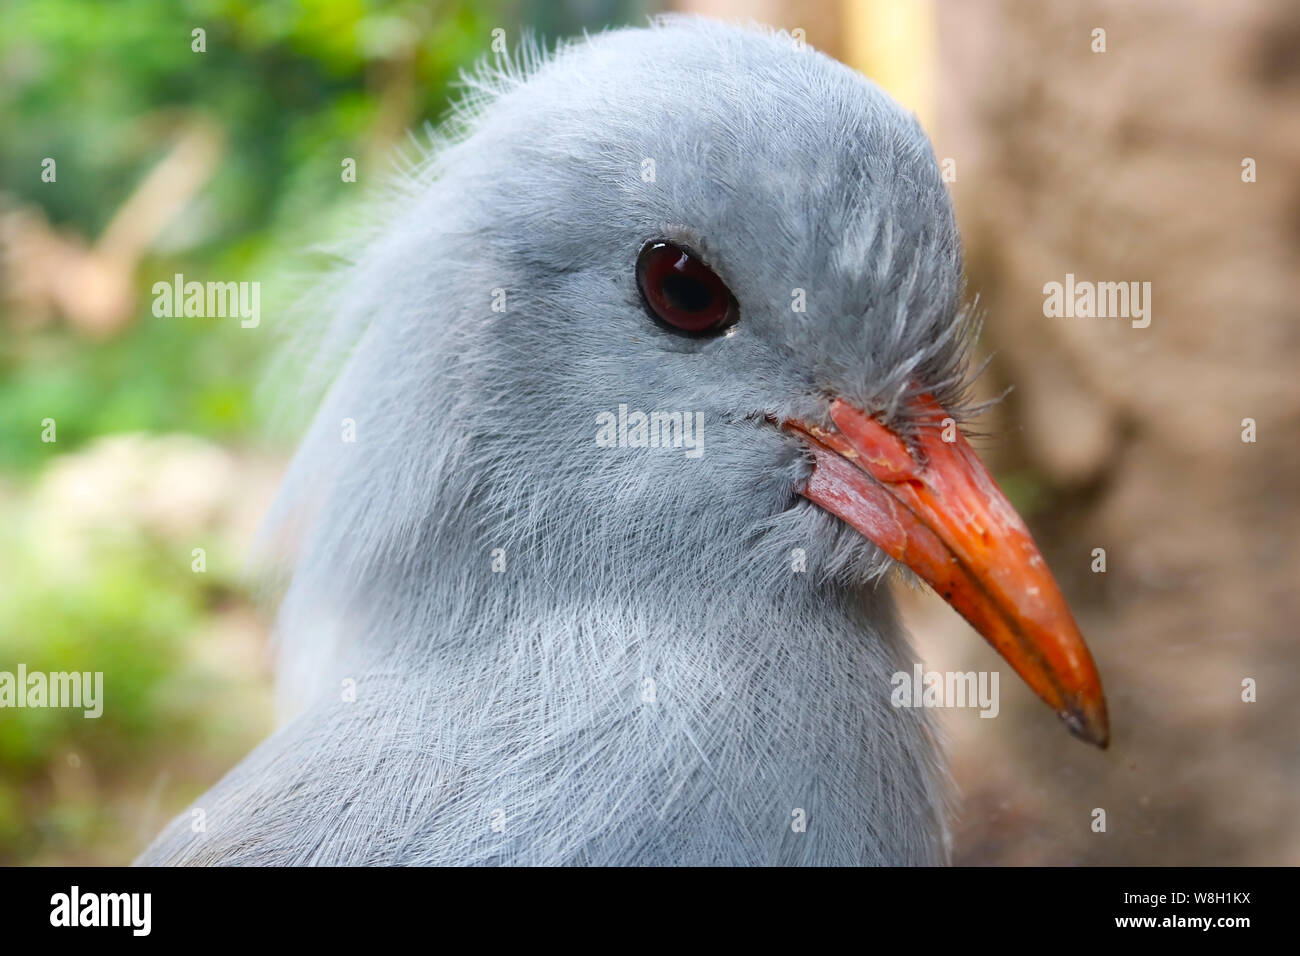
top-left (139, 15), bottom-right (974, 866)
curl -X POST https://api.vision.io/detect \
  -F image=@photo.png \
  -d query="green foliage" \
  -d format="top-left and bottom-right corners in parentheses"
top-left (0, 314), bottom-right (263, 471)
top-left (0, 0), bottom-right (511, 470)
top-left (0, 0), bottom-right (505, 235)
top-left (0, 485), bottom-right (257, 862)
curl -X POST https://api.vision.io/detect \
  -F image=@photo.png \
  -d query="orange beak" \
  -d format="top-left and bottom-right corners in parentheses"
top-left (786, 395), bottom-right (1109, 747)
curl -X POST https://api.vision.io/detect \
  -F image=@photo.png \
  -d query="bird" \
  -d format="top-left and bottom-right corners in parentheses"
top-left (137, 15), bottom-right (1106, 866)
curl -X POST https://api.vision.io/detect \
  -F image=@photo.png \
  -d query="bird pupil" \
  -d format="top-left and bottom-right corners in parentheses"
top-left (661, 274), bottom-right (711, 313)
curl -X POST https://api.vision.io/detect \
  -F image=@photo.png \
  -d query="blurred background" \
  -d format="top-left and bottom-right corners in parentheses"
top-left (1, 0), bottom-right (1295, 864)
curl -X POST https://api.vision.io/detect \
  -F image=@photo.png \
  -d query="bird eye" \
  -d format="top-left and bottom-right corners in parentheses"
top-left (636, 240), bottom-right (739, 336)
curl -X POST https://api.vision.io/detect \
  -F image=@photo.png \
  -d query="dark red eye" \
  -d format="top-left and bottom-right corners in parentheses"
top-left (636, 240), bottom-right (739, 335)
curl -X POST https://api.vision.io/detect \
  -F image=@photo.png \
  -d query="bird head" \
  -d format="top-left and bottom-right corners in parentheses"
top-left (277, 17), bottom-right (1106, 747)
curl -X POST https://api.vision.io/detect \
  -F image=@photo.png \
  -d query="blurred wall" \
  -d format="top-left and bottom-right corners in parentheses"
top-left (930, 0), bottom-right (1299, 865)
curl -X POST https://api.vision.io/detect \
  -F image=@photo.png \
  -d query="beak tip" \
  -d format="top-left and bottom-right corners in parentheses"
top-left (1061, 702), bottom-right (1110, 749)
